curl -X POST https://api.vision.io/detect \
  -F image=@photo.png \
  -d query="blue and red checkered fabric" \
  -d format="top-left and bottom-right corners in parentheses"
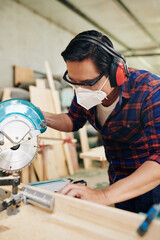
top-left (67, 68), bottom-right (160, 183)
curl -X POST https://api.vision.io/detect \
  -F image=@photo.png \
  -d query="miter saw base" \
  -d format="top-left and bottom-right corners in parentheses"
top-left (0, 178), bottom-right (87, 213)
top-left (0, 174), bottom-right (21, 212)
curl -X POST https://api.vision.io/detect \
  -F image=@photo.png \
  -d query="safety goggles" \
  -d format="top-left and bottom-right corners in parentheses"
top-left (63, 70), bottom-right (106, 86)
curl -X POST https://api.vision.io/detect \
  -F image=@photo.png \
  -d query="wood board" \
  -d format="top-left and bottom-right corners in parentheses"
top-left (1, 88), bottom-right (11, 102)
top-left (79, 125), bottom-right (93, 168)
top-left (0, 184), bottom-right (160, 240)
top-left (80, 146), bottom-right (106, 161)
top-left (29, 79), bottom-right (68, 178)
top-left (14, 65), bottom-right (34, 86)
top-left (44, 61), bottom-right (79, 174)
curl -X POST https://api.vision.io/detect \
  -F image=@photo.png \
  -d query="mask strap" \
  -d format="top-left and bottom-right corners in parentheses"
top-left (99, 76), bottom-right (109, 91)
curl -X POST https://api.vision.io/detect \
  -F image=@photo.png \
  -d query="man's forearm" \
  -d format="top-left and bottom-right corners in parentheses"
top-left (104, 161), bottom-right (160, 206)
top-left (42, 111), bottom-right (73, 132)
top-left (58, 160), bottom-right (160, 206)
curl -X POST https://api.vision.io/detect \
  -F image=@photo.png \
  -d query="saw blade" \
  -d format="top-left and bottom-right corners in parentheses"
top-left (0, 136), bottom-right (38, 172)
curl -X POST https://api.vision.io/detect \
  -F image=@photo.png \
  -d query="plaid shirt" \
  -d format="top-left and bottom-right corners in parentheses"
top-left (67, 68), bottom-right (160, 184)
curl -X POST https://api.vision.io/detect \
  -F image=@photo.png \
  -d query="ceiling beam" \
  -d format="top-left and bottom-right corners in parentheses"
top-left (57, 0), bottom-right (132, 51)
top-left (115, 0), bottom-right (160, 47)
top-left (125, 52), bottom-right (160, 57)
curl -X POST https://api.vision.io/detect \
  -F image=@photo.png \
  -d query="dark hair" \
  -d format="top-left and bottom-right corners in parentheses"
top-left (61, 30), bottom-right (114, 74)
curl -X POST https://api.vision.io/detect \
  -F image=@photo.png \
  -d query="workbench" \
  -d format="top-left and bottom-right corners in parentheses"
top-left (0, 184), bottom-right (159, 240)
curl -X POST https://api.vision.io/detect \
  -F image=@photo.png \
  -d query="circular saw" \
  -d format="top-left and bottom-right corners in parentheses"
top-left (0, 99), bottom-right (47, 172)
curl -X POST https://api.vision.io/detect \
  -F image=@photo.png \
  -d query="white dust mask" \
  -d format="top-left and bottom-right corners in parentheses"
top-left (75, 77), bottom-right (109, 110)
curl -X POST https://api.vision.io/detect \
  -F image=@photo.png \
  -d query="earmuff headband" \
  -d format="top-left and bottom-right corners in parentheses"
top-left (70, 35), bottom-right (129, 78)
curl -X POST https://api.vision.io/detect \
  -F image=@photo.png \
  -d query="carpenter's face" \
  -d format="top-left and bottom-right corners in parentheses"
top-left (66, 58), bottom-right (112, 94)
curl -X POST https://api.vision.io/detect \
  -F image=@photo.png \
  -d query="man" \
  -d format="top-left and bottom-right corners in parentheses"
top-left (43, 30), bottom-right (160, 213)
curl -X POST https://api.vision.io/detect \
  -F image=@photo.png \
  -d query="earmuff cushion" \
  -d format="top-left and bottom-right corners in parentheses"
top-left (109, 61), bottom-right (118, 87)
top-left (110, 59), bottom-right (126, 87)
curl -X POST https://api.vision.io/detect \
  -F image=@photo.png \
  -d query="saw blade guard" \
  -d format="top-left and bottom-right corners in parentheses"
top-left (0, 99), bottom-right (47, 134)
top-left (0, 99), bottom-right (47, 172)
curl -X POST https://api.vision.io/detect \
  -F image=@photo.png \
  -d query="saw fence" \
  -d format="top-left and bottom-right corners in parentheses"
top-left (1, 62), bottom-right (99, 183)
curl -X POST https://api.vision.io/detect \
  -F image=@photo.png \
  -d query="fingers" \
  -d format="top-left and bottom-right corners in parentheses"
top-left (58, 183), bottom-right (81, 194)
top-left (67, 189), bottom-right (81, 198)
top-left (58, 183), bottom-right (72, 194)
top-left (58, 183), bottom-right (107, 205)
top-left (58, 183), bottom-right (85, 198)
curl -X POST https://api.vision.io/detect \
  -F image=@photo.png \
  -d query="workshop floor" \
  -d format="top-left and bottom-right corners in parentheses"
top-left (67, 161), bottom-right (110, 190)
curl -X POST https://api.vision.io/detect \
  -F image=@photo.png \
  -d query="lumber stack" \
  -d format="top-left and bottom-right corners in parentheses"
top-left (1, 64), bottom-right (79, 183)
top-left (1, 62), bottom-right (100, 183)
top-left (28, 61), bottom-right (79, 182)
top-left (29, 79), bottom-right (69, 179)
top-left (44, 61), bottom-right (79, 174)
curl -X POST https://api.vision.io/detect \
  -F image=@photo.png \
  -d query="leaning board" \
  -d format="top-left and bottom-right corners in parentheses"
top-left (29, 80), bottom-right (68, 178)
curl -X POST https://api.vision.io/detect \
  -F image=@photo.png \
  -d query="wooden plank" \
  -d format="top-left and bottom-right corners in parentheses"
top-left (14, 65), bottom-right (34, 86)
top-left (32, 143), bottom-right (61, 181)
top-left (21, 166), bottom-right (30, 184)
top-left (32, 154), bottom-right (43, 182)
top-left (29, 164), bottom-right (38, 183)
top-left (54, 192), bottom-right (160, 240)
top-left (44, 61), bottom-right (79, 174)
top-left (30, 80), bottom-right (59, 139)
top-left (63, 132), bottom-right (79, 172)
top-left (79, 125), bottom-right (93, 168)
top-left (37, 139), bottom-right (59, 180)
top-left (0, 184), bottom-right (160, 240)
top-left (79, 146), bottom-right (106, 161)
top-left (38, 137), bottom-right (77, 180)
top-left (1, 88), bottom-right (11, 101)
top-left (44, 144), bottom-right (60, 180)
top-left (29, 80), bottom-right (68, 178)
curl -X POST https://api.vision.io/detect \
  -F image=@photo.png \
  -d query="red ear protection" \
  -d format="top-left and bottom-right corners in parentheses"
top-left (116, 61), bottom-right (127, 86)
top-left (110, 60), bottom-right (127, 87)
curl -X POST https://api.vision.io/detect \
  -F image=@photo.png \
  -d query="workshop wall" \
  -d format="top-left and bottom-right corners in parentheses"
top-left (0, 0), bottom-right (74, 88)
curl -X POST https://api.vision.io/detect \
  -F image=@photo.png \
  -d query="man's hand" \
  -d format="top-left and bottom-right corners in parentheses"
top-left (38, 111), bottom-right (73, 132)
top-left (58, 183), bottom-right (107, 205)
